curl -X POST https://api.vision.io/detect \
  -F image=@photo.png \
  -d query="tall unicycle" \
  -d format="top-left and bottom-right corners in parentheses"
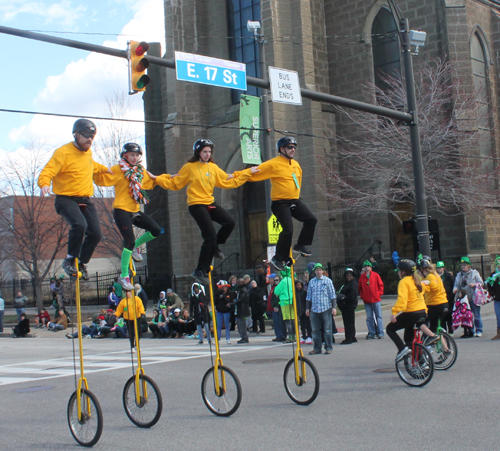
top-left (201, 265), bottom-right (242, 416)
top-left (67, 257), bottom-right (103, 447)
top-left (122, 259), bottom-right (163, 428)
top-left (282, 251), bottom-right (320, 405)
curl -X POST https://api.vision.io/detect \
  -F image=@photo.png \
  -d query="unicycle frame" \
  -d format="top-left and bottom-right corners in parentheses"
top-left (128, 259), bottom-right (148, 405)
top-left (74, 258), bottom-right (90, 421)
top-left (288, 253), bottom-right (306, 386)
top-left (207, 267), bottom-right (226, 396)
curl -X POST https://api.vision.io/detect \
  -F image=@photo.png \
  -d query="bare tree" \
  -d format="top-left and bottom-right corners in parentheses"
top-left (318, 59), bottom-right (499, 221)
top-left (92, 91), bottom-right (146, 260)
top-left (0, 140), bottom-right (68, 310)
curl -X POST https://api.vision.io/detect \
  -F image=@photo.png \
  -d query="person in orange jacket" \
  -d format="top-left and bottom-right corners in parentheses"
top-left (358, 260), bottom-right (385, 339)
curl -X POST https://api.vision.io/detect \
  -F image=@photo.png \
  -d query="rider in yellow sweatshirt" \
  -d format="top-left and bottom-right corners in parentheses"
top-left (149, 138), bottom-right (258, 284)
top-left (94, 143), bottom-right (173, 291)
top-left (239, 136), bottom-right (317, 271)
top-left (38, 119), bottom-right (110, 279)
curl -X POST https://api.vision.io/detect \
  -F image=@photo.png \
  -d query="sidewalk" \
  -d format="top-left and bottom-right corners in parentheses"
top-left (1, 295), bottom-right (401, 339)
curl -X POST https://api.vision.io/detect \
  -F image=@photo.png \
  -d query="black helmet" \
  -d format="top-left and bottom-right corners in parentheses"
top-left (398, 259), bottom-right (416, 274)
top-left (193, 139), bottom-right (214, 156)
top-left (276, 136), bottom-right (297, 153)
top-left (120, 143), bottom-right (143, 160)
top-left (417, 255), bottom-right (431, 269)
top-left (72, 119), bottom-right (96, 136)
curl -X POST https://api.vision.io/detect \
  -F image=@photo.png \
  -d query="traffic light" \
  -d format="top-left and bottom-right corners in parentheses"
top-left (402, 219), bottom-right (416, 235)
top-left (128, 41), bottom-right (150, 93)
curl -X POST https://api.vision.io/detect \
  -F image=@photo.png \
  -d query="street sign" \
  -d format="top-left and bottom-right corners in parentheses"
top-left (175, 51), bottom-right (247, 90)
top-left (268, 67), bottom-right (302, 105)
top-left (267, 214), bottom-right (283, 244)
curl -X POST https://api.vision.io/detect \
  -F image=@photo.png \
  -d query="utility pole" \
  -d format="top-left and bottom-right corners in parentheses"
top-left (400, 17), bottom-right (431, 256)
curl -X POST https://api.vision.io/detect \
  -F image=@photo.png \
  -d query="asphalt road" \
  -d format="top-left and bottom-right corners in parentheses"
top-left (1, 303), bottom-right (499, 451)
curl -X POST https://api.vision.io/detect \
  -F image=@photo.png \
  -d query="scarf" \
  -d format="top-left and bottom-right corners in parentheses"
top-left (119, 159), bottom-right (150, 204)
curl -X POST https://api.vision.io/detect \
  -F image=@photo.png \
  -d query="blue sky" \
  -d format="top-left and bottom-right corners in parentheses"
top-left (0, 0), bottom-right (165, 160)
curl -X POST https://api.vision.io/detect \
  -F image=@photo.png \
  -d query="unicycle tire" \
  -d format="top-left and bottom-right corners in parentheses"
top-left (429, 332), bottom-right (458, 370)
top-left (201, 365), bottom-right (242, 417)
top-left (123, 374), bottom-right (163, 428)
top-left (67, 388), bottom-right (103, 447)
top-left (395, 342), bottom-right (434, 387)
top-left (283, 356), bottom-right (320, 405)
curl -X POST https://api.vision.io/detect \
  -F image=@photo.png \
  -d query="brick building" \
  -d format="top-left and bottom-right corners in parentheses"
top-left (141, 0), bottom-right (500, 278)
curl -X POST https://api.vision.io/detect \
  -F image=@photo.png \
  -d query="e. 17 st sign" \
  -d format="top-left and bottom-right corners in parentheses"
top-left (175, 51), bottom-right (247, 90)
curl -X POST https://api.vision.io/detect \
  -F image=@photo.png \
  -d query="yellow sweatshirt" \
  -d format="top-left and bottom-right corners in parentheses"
top-left (241, 155), bottom-right (302, 201)
top-left (392, 276), bottom-right (428, 315)
top-left (38, 142), bottom-right (108, 197)
top-left (115, 295), bottom-right (145, 320)
top-left (93, 164), bottom-right (171, 212)
top-left (423, 273), bottom-right (448, 306)
top-left (159, 161), bottom-right (253, 206)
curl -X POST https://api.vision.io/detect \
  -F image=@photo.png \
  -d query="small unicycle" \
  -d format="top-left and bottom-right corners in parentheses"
top-left (200, 266), bottom-right (242, 416)
top-left (426, 312), bottom-right (458, 371)
top-left (282, 251), bottom-right (320, 405)
top-left (67, 258), bottom-right (103, 447)
top-left (122, 259), bottom-right (163, 428)
top-left (395, 324), bottom-right (435, 387)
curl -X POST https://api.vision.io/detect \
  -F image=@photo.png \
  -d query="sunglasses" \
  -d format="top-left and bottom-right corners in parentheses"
top-left (274, 279), bottom-right (280, 282)
top-left (285, 145), bottom-right (296, 150)
top-left (78, 132), bottom-right (95, 139)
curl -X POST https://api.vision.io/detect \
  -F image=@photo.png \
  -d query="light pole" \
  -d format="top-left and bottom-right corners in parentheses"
top-left (248, 20), bottom-right (273, 220)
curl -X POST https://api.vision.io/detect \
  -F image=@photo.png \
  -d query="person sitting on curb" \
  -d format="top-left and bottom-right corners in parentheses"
top-left (35, 308), bottom-right (51, 328)
top-left (47, 308), bottom-right (68, 331)
top-left (12, 313), bottom-right (30, 338)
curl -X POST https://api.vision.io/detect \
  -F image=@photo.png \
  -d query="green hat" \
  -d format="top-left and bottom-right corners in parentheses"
top-left (363, 260), bottom-right (372, 267)
top-left (460, 256), bottom-right (470, 265)
top-left (313, 263), bottom-right (323, 270)
top-left (436, 261), bottom-right (445, 268)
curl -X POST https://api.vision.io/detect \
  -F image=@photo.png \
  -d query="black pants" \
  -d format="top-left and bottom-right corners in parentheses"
top-left (271, 199), bottom-right (317, 261)
top-left (427, 303), bottom-right (448, 333)
top-left (386, 310), bottom-right (427, 352)
top-left (300, 313), bottom-right (312, 339)
top-left (252, 310), bottom-right (265, 333)
top-left (55, 196), bottom-right (102, 264)
top-left (113, 209), bottom-right (161, 250)
top-left (339, 306), bottom-right (357, 342)
top-left (188, 203), bottom-right (235, 271)
top-left (125, 319), bottom-right (140, 348)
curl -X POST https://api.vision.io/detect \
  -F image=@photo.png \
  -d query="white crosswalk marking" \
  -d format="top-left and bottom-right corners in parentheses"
top-left (0, 341), bottom-right (279, 386)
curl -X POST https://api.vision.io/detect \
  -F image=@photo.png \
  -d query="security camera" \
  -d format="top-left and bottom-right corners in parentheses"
top-left (410, 30), bottom-right (426, 55)
top-left (247, 20), bottom-right (261, 32)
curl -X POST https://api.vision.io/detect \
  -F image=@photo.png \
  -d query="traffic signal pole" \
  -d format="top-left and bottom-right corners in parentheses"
top-left (400, 18), bottom-right (431, 256)
top-left (0, 23), bottom-right (431, 254)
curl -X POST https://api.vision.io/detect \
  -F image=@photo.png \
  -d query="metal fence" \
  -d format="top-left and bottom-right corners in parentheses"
top-left (1, 255), bottom-right (492, 308)
top-left (0, 267), bottom-right (148, 307)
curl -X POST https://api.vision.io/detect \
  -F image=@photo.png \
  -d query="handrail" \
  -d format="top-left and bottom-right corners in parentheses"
top-left (212, 252), bottom-right (240, 273)
top-left (356, 240), bottom-right (382, 268)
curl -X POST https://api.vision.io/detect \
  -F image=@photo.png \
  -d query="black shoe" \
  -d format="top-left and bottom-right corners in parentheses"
top-left (79, 262), bottom-right (89, 280)
top-left (62, 257), bottom-right (77, 276)
top-left (352, 337), bottom-right (358, 342)
top-left (271, 256), bottom-right (284, 271)
top-left (192, 269), bottom-right (209, 285)
top-left (214, 247), bottom-right (225, 260)
top-left (293, 244), bottom-right (312, 257)
top-left (340, 340), bottom-right (352, 345)
top-left (237, 339), bottom-right (249, 344)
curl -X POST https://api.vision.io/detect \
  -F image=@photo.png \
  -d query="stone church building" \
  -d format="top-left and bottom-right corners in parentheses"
top-left (142, 0), bottom-right (500, 278)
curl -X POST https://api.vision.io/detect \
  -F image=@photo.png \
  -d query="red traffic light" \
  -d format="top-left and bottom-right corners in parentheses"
top-left (133, 42), bottom-right (149, 57)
